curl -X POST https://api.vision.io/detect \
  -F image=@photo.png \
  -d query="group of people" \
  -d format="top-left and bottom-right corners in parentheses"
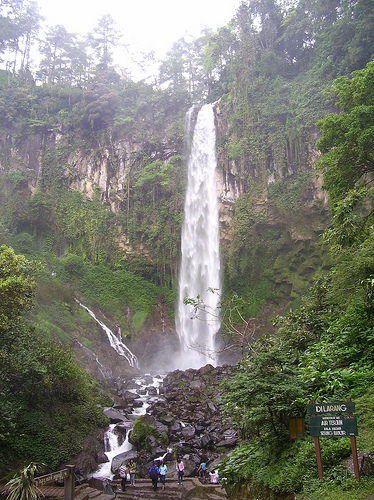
top-left (148, 457), bottom-right (185, 491)
top-left (197, 461), bottom-right (218, 484)
top-left (119, 459), bottom-right (136, 491)
top-left (148, 460), bottom-right (168, 491)
top-left (119, 457), bottom-right (219, 492)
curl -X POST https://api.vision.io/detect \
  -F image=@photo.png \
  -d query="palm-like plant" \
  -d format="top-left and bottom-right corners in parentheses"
top-left (6, 463), bottom-right (45, 500)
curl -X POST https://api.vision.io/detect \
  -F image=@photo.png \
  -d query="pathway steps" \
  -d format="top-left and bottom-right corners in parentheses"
top-left (0, 477), bottom-right (228, 500)
top-left (76, 478), bottom-right (227, 500)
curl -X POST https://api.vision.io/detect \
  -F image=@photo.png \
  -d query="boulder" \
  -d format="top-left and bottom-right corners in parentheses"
top-left (360, 453), bottom-right (374, 476)
top-left (182, 424), bottom-right (196, 441)
top-left (216, 436), bottom-right (238, 448)
top-left (111, 450), bottom-right (138, 474)
top-left (147, 386), bottom-right (158, 395)
top-left (103, 408), bottom-right (129, 423)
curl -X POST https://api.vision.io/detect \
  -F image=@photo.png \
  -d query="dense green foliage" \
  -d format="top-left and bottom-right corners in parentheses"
top-left (220, 60), bottom-right (374, 499)
top-left (130, 415), bottom-right (160, 450)
top-left (0, 245), bottom-right (110, 469)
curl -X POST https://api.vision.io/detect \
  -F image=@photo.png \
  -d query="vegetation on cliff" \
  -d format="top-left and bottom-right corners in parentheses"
top-left (2, 0), bottom-right (373, 327)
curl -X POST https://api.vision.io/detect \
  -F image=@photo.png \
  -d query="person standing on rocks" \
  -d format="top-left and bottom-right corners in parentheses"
top-left (149, 462), bottom-right (160, 491)
top-left (176, 458), bottom-right (184, 485)
top-left (198, 461), bottom-right (207, 484)
top-left (159, 461), bottom-right (167, 490)
top-left (128, 459), bottom-right (136, 486)
top-left (119, 463), bottom-right (128, 491)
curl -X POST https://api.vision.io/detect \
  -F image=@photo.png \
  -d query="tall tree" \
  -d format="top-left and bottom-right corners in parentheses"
top-left (38, 25), bottom-right (79, 84)
top-left (0, 244), bottom-right (39, 330)
top-left (88, 14), bottom-right (122, 68)
top-left (0, 0), bottom-right (41, 79)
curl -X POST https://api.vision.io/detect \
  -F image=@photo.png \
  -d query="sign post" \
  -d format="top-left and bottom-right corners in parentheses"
top-left (347, 397), bottom-right (360, 481)
top-left (309, 400), bottom-right (324, 480)
top-left (307, 399), bottom-right (359, 481)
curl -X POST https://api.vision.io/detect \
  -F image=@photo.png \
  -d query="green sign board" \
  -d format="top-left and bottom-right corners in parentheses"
top-left (307, 402), bottom-right (355, 415)
top-left (309, 415), bottom-right (358, 437)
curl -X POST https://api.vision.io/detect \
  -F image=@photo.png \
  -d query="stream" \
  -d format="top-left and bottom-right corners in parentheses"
top-left (92, 373), bottom-right (166, 480)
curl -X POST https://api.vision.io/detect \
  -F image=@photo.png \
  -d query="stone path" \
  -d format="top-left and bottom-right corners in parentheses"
top-left (75, 477), bottom-right (228, 500)
top-left (0, 477), bottom-right (227, 500)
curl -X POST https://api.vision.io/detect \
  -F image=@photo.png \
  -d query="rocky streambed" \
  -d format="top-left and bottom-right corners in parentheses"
top-left (75, 363), bottom-right (238, 481)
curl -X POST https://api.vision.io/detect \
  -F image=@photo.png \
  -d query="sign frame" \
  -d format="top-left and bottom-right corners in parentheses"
top-left (308, 399), bottom-right (359, 481)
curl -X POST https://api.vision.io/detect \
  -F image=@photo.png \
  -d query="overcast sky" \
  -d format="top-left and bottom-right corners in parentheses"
top-left (36, 0), bottom-right (241, 79)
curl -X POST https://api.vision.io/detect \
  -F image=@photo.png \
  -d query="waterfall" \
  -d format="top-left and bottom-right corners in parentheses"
top-left (93, 425), bottom-right (132, 479)
top-left (93, 374), bottom-right (166, 480)
top-left (75, 300), bottom-right (139, 369)
top-left (175, 103), bottom-right (221, 370)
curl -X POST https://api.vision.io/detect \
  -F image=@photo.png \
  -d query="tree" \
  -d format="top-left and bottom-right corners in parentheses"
top-left (316, 60), bottom-right (374, 248)
top-left (203, 25), bottom-right (237, 99)
top-left (183, 290), bottom-right (258, 359)
top-left (88, 14), bottom-right (122, 68)
top-left (0, 0), bottom-right (41, 79)
top-left (0, 244), bottom-right (40, 330)
top-left (38, 25), bottom-right (82, 84)
top-left (77, 81), bottom-right (120, 131)
top-left (158, 39), bottom-right (189, 91)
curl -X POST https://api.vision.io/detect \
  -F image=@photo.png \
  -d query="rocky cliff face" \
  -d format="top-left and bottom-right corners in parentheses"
top-left (0, 102), bottom-right (327, 251)
top-left (213, 101), bottom-right (328, 247)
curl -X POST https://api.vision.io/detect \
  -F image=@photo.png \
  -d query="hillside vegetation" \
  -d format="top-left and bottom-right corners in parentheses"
top-left (1, 0), bottom-right (374, 498)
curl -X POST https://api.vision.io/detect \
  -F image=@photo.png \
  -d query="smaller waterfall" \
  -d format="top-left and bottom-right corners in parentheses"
top-left (93, 425), bottom-right (132, 479)
top-left (92, 373), bottom-right (166, 479)
top-left (75, 300), bottom-right (139, 369)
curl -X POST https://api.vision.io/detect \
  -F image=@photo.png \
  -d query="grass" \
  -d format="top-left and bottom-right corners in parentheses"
top-left (297, 476), bottom-right (374, 499)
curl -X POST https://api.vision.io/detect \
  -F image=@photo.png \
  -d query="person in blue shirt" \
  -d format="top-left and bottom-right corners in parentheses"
top-left (159, 462), bottom-right (167, 490)
top-left (198, 461), bottom-right (207, 484)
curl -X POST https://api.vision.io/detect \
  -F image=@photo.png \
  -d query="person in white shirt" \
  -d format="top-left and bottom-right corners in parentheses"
top-left (119, 463), bottom-right (128, 491)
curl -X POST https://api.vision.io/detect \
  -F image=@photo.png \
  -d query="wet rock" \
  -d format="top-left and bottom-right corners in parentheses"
top-left (111, 450), bottom-right (138, 474)
top-left (182, 424), bottom-right (196, 441)
top-left (95, 364), bottom-right (237, 479)
top-left (102, 408), bottom-right (130, 423)
top-left (360, 453), bottom-right (374, 476)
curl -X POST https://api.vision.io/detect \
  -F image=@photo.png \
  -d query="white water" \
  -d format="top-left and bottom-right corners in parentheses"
top-left (75, 300), bottom-right (139, 369)
top-left (93, 374), bottom-right (166, 480)
top-left (94, 425), bottom-right (133, 479)
top-left (175, 103), bottom-right (221, 369)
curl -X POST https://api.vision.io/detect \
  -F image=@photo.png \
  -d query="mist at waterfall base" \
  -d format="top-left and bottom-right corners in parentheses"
top-left (175, 104), bottom-right (221, 370)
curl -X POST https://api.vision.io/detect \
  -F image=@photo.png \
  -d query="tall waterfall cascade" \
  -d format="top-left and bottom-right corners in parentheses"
top-left (175, 103), bottom-right (221, 370)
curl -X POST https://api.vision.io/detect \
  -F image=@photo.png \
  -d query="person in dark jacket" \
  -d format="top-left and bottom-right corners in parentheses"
top-left (149, 462), bottom-right (160, 491)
